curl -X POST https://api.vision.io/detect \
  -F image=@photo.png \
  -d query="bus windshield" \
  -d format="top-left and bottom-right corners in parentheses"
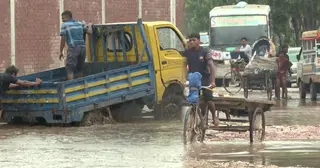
top-left (210, 15), bottom-right (268, 47)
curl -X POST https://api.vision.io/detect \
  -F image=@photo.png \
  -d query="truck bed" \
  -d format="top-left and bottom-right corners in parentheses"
top-left (1, 61), bottom-right (155, 124)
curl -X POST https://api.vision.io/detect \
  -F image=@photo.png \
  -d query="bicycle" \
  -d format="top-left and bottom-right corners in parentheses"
top-left (223, 59), bottom-right (246, 94)
top-left (182, 86), bottom-right (214, 145)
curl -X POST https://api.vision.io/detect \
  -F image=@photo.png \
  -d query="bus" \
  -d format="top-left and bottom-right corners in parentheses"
top-left (209, 1), bottom-right (271, 56)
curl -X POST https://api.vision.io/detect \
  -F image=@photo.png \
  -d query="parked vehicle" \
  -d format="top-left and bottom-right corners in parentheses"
top-left (1, 19), bottom-right (188, 125)
top-left (200, 32), bottom-right (209, 49)
top-left (287, 47), bottom-right (301, 86)
top-left (297, 29), bottom-right (320, 101)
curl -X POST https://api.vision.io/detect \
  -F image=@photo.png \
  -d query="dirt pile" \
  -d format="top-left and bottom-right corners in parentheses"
top-left (206, 125), bottom-right (320, 141)
top-left (184, 158), bottom-right (279, 168)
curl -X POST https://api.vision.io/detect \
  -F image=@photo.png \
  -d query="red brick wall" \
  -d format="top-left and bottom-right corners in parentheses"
top-left (0, 1), bottom-right (11, 72)
top-left (142, 0), bottom-right (170, 21)
top-left (106, 0), bottom-right (139, 22)
top-left (1, 0), bottom-right (185, 75)
top-left (15, 0), bottom-right (61, 74)
top-left (65, 0), bottom-right (102, 24)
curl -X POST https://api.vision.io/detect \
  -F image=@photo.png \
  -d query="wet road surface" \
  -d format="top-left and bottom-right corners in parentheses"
top-left (1, 88), bottom-right (320, 168)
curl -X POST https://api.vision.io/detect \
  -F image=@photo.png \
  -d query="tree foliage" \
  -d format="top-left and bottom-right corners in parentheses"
top-left (185, 0), bottom-right (320, 46)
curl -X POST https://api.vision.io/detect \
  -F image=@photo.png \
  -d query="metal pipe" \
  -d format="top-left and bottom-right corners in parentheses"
top-left (10, 0), bottom-right (16, 66)
top-left (101, 0), bottom-right (105, 23)
top-left (170, 0), bottom-right (176, 25)
top-left (138, 0), bottom-right (142, 19)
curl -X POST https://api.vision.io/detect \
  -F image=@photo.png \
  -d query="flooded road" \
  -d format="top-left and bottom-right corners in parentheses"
top-left (0, 88), bottom-right (320, 168)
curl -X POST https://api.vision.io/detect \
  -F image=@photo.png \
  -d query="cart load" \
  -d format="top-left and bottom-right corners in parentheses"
top-left (243, 55), bottom-right (277, 76)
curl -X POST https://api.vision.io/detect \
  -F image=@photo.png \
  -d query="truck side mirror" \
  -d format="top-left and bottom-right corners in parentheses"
top-left (296, 46), bottom-right (302, 61)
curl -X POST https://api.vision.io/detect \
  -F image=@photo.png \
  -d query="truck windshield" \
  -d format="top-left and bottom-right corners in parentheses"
top-left (210, 15), bottom-right (268, 47)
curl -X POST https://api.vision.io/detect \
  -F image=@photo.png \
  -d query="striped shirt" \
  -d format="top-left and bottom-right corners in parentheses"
top-left (60, 19), bottom-right (87, 47)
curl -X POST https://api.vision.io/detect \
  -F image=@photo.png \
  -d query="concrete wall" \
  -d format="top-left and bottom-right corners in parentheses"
top-left (0, 0), bottom-right (185, 74)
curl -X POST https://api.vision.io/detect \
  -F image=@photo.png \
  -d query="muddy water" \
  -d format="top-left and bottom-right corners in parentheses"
top-left (0, 88), bottom-right (320, 168)
top-left (0, 122), bottom-right (185, 168)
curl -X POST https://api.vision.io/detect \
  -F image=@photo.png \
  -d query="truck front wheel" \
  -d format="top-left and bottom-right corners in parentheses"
top-left (153, 94), bottom-right (184, 120)
top-left (299, 81), bottom-right (306, 99)
top-left (310, 82), bottom-right (318, 101)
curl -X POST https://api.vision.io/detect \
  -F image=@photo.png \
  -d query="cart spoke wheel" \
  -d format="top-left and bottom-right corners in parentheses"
top-left (183, 106), bottom-right (204, 145)
top-left (224, 71), bottom-right (243, 95)
top-left (250, 107), bottom-right (266, 143)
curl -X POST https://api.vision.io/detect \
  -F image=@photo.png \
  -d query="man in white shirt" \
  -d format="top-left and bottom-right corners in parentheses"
top-left (239, 37), bottom-right (252, 61)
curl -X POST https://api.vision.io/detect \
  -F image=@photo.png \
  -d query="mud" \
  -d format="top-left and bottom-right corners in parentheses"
top-left (206, 125), bottom-right (320, 142)
top-left (185, 158), bottom-right (280, 168)
top-left (0, 87), bottom-right (320, 168)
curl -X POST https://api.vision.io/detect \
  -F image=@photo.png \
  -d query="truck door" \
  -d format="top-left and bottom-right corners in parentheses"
top-left (154, 26), bottom-right (186, 88)
top-left (302, 39), bottom-right (316, 79)
top-left (316, 39), bottom-right (320, 72)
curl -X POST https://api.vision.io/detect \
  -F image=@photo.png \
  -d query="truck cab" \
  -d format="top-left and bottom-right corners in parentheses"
top-left (297, 30), bottom-right (320, 101)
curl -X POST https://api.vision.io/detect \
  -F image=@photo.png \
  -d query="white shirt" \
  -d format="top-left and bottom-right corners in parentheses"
top-left (240, 44), bottom-right (252, 60)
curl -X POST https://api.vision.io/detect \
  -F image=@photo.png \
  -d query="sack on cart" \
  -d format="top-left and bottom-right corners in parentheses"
top-left (243, 55), bottom-right (277, 76)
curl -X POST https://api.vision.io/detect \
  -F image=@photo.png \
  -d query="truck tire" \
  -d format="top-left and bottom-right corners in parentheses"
top-left (299, 81), bottom-right (306, 99)
top-left (153, 94), bottom-right (184, 120)
top-left (112, 100), bottom-right (143, 122)
top-left (287, 81), bottom-right (292, 88)
top-left (310, 82), bottom-right (317, 101)
top-left (163, 94), bottom-right (184, 120)
top-left (79, 108), bottom-right (112, 126)
top-left (153, 103), bottom-right (163, 120)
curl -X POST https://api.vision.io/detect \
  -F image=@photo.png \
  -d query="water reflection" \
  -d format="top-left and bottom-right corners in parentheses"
top-left (0, 91), bottom-right (320, 167)
top-left (187, 140), bottom-right (320, 167)
top-left (267, 98), bottom-right (320, 126)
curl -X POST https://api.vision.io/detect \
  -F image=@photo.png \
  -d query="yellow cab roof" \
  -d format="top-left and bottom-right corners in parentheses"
top-left (301, 30), bottom-right (320, 40)
top-left (103, 21), bottom-right (172, 27)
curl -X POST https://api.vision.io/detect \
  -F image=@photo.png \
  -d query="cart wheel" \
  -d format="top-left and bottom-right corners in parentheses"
top-left (223, 71), bottom-right (242, 95)
top-left (265, 71), bottom-right (272, 100)
top-left (183, 106), bottom-right (203, 145)
top-left (243, 77), bottom-right (248, 98)
top-left (183, 106), bottom-right (196, 145)
top-left (198, 106), bottom-right (209, 143)
top-left (249, 107), bottom-right (266, 143)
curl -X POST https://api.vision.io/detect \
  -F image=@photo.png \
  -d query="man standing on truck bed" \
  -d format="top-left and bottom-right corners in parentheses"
top-left (59, 10), bottom-right (91, 80)
top-left (0, 65), bottom-right (42, 119)
top-left (183, 33), bottom-right (219, 126)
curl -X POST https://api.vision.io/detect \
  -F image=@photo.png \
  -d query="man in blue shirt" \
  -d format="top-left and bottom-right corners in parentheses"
top-left (183, 33), bottom-right (218, 127)
top-left (59, 10), bottom-right (90, 80)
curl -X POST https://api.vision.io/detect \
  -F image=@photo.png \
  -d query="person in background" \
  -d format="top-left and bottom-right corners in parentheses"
top-left (281, 45), bottom-right (293, 71)
top-left (238, 37), bottom-right (252, 62)
top-left (0, 65), bottom-right (42, 118)
top-left (59, 10), bottom-right (91, 80)
top-left (275, 51), bottom-right (289, 99)
top-left (183, 32), bottom-right (218, 127)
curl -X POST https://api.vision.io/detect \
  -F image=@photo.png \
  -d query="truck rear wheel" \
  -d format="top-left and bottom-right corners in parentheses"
top-left (310, 82), bottom-right (318, 101)
top-left (79, 108), bottom-right (114, 126)
top-left (112, 100), bottom-right (143, 122)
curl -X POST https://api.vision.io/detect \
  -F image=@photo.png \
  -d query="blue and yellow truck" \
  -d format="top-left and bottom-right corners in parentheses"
top-left (1, 19), bottom-right (187, 125)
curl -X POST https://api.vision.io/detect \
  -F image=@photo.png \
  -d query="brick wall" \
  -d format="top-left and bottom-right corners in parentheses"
top-left (1, 0), bottom-right (185, 75)
top-left (0, 1), bottom-right (10, 72)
